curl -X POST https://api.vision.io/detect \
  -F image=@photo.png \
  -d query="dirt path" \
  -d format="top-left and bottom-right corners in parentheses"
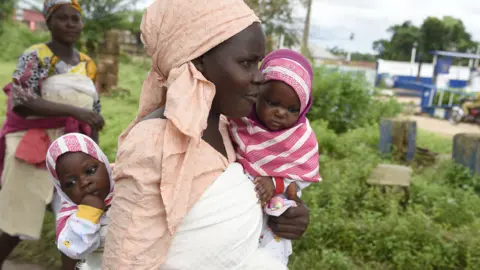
top-left (408, 115), bottom-right (480, 138)
top-left (389, 91), bottom-right (480, 138)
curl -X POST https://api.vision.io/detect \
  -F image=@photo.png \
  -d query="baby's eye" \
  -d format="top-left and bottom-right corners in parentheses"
top-left (64, 177), bottom-right (77, 189)
top-left (288, 108), bottom-right (300, 113)
top-left (86, 166), bottom-right (97, 175)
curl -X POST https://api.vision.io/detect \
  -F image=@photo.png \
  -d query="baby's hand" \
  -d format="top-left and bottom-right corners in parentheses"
top-left (80, 194), bottom-right (105, 210)
top-left (254, 176), bottom-right (275, 206)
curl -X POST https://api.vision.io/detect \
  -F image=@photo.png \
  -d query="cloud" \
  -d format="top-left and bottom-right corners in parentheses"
top-left (306, 0), bottom-right (480, 53)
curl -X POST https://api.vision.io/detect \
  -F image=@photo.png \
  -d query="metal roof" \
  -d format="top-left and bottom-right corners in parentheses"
top-left (431, 50), bottom-right (480, 60)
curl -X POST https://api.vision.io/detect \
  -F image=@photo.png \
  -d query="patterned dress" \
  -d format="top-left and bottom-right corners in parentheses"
top-left (11, 43), bottom-right (100, 113)
top-left (0, 44), bottom-right (100, 240)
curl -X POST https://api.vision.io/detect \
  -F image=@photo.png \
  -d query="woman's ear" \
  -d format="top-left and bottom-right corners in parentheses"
top-left (192, 55), bottom-right (205, 73)
top-left (46, 18), bottom-right (52, 32)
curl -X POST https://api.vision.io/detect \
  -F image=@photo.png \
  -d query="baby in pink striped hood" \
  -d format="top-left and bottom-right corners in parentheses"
top-left (46, 133), bottom-right (114, 269)
top-left (229, 49), bottom-right (321, 265)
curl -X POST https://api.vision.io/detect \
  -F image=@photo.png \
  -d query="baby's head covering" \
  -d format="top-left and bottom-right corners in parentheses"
top-left (115, 0), bottom-right (260, 234)
top-left (46, 133), bottom-right (113, 241)
top-left (230, 49), bottom-right (320, 183)
top-left (260, 49), bottom-right (313, 116)
top-left (43, 0), bottom-right (82, 20)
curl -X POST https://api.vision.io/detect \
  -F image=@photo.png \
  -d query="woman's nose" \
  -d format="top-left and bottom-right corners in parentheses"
top-left (252, 69), bottom-right (265, 85)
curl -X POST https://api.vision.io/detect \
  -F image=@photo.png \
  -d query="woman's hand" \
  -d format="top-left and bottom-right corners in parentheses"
top-left (268, 195), bottom-right (310, 240)
top-left (71, 108), bottom-right (105, 130)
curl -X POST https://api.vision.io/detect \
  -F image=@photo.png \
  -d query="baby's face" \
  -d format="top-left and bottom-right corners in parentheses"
top-left (256, 81), bottom-right (301, 131)
top-left (55, 152), bottom-right (110, 205)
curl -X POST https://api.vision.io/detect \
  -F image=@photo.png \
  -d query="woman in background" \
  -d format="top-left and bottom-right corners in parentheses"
top-left (0, 1), bottom-right (103, 269)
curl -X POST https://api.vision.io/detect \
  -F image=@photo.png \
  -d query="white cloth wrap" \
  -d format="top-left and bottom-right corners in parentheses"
top-left (161, 163), bottom-right (287, 270)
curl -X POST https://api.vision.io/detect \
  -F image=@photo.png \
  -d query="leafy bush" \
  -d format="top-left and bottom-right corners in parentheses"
top-left (0, 22), bottom-right (49, 61)
top-left (308, 67), bottom-right (402, 134)
top-left (290, 122), bottom-right (480, 270)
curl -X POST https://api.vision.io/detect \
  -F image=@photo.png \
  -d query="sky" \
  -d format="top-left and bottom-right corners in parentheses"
top-left (134, 0), bottom-right (480, 54)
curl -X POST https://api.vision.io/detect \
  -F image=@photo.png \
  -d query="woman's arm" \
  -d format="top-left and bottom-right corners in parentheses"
top-left (13, 96), bottom-right (104, 130)
top-left (10, 51), bottom-right (104, 130)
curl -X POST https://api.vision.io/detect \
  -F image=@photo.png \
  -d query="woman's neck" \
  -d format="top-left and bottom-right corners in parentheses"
top-left (203, 111), bottom-right (228, 158)
top-left (47, 40), bottom-right (76, 61)
top-left (206, 111), bottom-right (221, 131)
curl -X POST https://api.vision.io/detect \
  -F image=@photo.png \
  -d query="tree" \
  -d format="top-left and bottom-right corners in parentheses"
top-left (373, 16), bottom-right (477, 62)
top-left (372, 21), bottom-right (419, 61)
top-left (245, 0), bottom-right (299, 52)
top-left (0, 0), bottom-right (15, 22)
top-left (78, 0), bottom-right (136, 56)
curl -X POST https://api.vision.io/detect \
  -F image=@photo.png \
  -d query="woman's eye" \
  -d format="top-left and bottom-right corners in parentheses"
top-left (241, 61), bottom-right (252, 68)
top-left (86, 166), bottom-right (97, 175)
top-left (266, 100), bottom-right (278, 107)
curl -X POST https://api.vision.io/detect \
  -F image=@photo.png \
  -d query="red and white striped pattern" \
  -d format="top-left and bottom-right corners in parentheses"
top-left (230, 50), bottom-right (320, 183)
top-left (45, 133), bottom-right (113, 242)
top-left (262, 58), bottom-right (312, 114)
top-left (230, 117), bottom-right (320, 182)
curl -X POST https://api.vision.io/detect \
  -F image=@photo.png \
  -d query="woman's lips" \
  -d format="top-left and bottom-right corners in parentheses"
top-left (244, 94), bottom-right (258, 104)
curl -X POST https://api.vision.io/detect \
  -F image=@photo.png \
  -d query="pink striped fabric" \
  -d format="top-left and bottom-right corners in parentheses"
top-left (229, 49), bottom-right (321, 182)
top-left (45, 133), bottom-right (114, 242)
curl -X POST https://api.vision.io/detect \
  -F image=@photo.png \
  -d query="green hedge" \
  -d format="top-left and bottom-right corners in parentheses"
top-left (0, 22), bottom-right (49, 62)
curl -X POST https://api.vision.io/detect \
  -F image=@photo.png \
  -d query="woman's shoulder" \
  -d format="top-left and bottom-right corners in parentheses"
top-left (79, 52), bottom-right (94, 63)
top-left (117, 119), bottom-right (167, 158)
top-left (113, 119), bottom-right (167, 180)
top-left (22, 44), bottom-right (52, 60)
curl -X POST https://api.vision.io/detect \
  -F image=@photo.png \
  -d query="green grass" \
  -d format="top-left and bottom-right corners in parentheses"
top-left (1, 61), bottom-right (477, 270)
top-left (418, 129), bottom-right (453, 154)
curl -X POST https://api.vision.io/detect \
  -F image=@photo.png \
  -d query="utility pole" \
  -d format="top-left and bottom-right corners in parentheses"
top-left (346, 33), bottom-right (354, 63)
top-left (302, 0), bottom-right (313, 54)
top-left (474, 44), bottom-right (480, 68)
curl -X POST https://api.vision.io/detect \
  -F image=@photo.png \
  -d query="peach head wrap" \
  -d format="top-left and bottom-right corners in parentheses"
top-left (116, 0), bottom-right (260, 234)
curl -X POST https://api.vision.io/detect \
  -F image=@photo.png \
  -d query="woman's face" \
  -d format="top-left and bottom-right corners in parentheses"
top-left (48, 5), bottom-right (83, 45)
top-left (198, 23), bottom-right (266, 118)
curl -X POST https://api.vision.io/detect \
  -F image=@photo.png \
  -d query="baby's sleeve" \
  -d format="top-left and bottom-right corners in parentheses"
top-left (57, 205), bottom-right (103, 260)
top-left (273, 177), bottom-right (311, 195)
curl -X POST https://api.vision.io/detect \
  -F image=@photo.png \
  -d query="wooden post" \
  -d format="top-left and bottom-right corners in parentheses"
top-left (453, 133), bottom-right (480, 175)
top-left (96, 30), bottom-right (120, 93)
top-left (379, 118), bottom-right (417, 162)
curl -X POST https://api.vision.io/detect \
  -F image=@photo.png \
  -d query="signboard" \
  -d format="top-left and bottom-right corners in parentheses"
top-left (435, 57), bottom-right (453, 75)
top-left (436, 74), bottom-right (450, 89)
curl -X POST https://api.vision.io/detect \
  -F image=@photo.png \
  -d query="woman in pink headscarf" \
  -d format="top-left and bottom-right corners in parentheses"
top-left (103, 0), bottom-right (311, 269)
